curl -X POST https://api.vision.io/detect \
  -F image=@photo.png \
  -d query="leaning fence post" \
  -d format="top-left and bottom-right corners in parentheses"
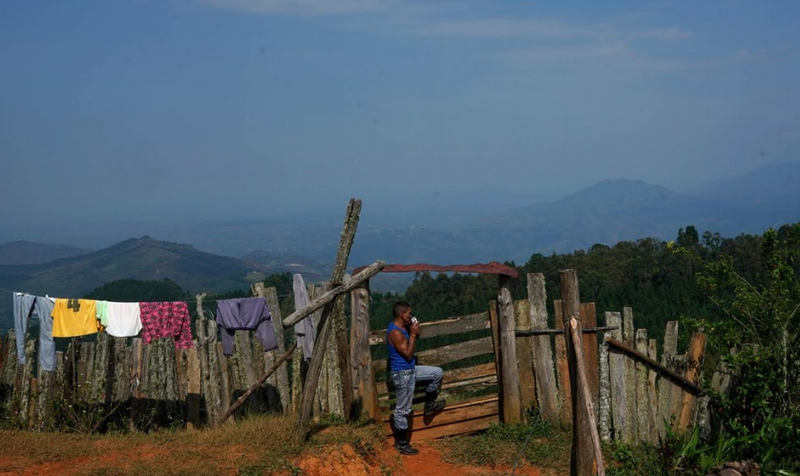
top-left (294, 198), bottom-right (360, 442)
top-left (560, 269), bottom-right (593, 476)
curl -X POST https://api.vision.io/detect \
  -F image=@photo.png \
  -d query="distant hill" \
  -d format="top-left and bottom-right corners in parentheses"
top-left (0, 236), bottom-right (284, 299)
top-left (0, 241), bottom-right (86, 265)
top-left (0, 236), bottom-right (365, 332)
top-left (0, 237), bottom-right (262, 331)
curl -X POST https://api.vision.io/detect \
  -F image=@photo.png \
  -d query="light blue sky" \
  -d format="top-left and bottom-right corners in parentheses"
top-left (1, 0), bottom-right (798, 226)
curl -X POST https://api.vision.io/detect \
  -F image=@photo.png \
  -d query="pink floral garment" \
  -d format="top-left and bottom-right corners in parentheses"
top-left (139, 301), bottom-right (194, 349)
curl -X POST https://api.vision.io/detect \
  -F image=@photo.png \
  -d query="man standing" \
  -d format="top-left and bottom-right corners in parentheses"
top-left (387, 301), bottom-right (446, 455)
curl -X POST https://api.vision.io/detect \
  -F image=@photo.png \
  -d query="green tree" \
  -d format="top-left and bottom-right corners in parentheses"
top-left (694, 225), bottom-right (800, 470)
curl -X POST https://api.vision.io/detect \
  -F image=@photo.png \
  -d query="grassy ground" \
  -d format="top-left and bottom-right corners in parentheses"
top-left (0, 414), bottom-right (386, 476)
top-left (0, 411), bottom-right (576, 476)
top-left (433, 418), bottom-right (572, 475)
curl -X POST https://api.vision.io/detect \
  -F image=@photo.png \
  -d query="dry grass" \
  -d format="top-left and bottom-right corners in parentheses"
top-left (0, 414), bottom-right (385, 476)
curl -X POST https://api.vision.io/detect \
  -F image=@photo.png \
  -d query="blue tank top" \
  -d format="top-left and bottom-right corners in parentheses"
top-left (387, 322), bottom-right (415, 371)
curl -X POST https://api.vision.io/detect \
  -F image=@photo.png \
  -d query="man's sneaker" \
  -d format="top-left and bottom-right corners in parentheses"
top-left (424, 398), bottom-right (446, 416)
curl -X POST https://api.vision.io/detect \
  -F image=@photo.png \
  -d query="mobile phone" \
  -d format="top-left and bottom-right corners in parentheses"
top-left (411, 316), bottom-right (418, 325)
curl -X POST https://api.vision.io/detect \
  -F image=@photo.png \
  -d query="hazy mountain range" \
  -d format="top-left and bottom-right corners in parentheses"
top-left (2, 161), bottom-right (799, 332)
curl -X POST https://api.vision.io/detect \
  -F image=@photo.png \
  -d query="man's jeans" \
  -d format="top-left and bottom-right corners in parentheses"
top-left (391, 365), bottom-right (443, 430)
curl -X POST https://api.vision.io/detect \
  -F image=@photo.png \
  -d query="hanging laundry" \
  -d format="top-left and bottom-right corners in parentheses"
top-left (139, 301), bottom-right (193, 349)
top-left (96, 300), bottom-right (109, 327)
top-left (104, 301), bottom-right (143, 337)
top-left (51, 298), bottom-right (102, 338)
top-left (13, 293), bottom-right (56, 371)
top-left (216, 297), bottom-right (277, 356)
top-left (292, 274), bottom-right (317, 361)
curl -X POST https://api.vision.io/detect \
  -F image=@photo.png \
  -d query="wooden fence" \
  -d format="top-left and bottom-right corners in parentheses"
top-left (1, 271), bottom-right (718, 445)
top-left (351, 272), bottom-right (715, 445)
top-left (0, 286), bottom-right (349, 432)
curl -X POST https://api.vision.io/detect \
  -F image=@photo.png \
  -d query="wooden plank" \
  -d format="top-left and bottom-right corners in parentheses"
top-left (206, 319), bottom-right (224, 423)
top-left (647, 339), bottom-right (659, 443)
top-left (194, 297), bottom-right (212, 425)
top-left (569, 317), bottom-right (606, 476)
top-left (36, 369), bottom-right (54, 428)
top-left (216, 342), bottom-right (233, 424)
top-left (669, 354), bottom-right (686, 430)
top-left (498, 275), bottom-right (521, 425)
top-left (622, 307), bottom-right (637, 442)
top-left (382, 397), bottom-right (499, 435)
top-left (598, 337), bottom-right (611, 441)
top-left (554, 334), bottom-right (571, 424)
top-left (606, 338), bottom-right (704, 395)
top-left (232, 331), bottom-right (258, 412)
top-left (78, 341), bottom-right (93, 402)
top-left (554, 299), bottom-right (572, 425)
top-left (372, 337), bottom-right (494, 373)
top-left (295, 199), bottom-right (363, 441)
top-left (164, 339), bottom-right (179, 416)
top-left (369, 312), bottom-right (491, 346)
top-left (606, 312), bottom-right (629, 442)
top-left (658, 321), bottom-right (678, 436)
top-left (112, 337), bottom-right (131, 402)
top-left (678, 332), bottom-right (706, 430)
top-left (186, 346), bottom-right (200, 429)
top-left (528, 273), bottom-right (558, 424)
top-left (327, 292), bottom-right (346, 418)
top-left (350, 283), bottom-right (380, 421)
top-left (580, 302), bottom-right (599, 407)
top-left (489, 301), bottom-right (501, 394)
top-left (406, 414), bottom-right (500, 442)
top-left (635, 329), bottom-right (651, 443)
top-left (1, 330), bottom-right (17, 413)
top-left (27, 376), bottom-right (37, 430)
top-left (129, 338), bottom-right (142, 432)
top-left (92, 332), bottom-right (111, 404)
top-left (376, 363), bottom-right (497, 397)
top-left (18, 339), bottom-right (35, 424)
top-left (514, 299), bottom-right (537, 415)
top-left (265, 286), bottom-right (291, 413)
top-left (559, 269), bottom-right (593, 476)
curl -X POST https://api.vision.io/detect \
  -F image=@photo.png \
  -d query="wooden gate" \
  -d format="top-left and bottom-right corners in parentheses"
top-left (370, 311), bottom-right (501, 441)
top-left (349, 262), bottom-right (523, 441)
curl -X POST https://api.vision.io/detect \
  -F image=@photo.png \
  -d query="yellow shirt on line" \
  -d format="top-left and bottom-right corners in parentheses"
top-left (51, 298), bottom-right (104, 337)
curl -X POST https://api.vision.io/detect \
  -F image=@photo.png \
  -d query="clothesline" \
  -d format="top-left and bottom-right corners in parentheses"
top-left (0, 287), bottom-right (291, 304)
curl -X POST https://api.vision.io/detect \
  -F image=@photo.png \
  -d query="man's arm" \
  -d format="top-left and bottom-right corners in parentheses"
top-left (388, 326), bottom-right (417, 361)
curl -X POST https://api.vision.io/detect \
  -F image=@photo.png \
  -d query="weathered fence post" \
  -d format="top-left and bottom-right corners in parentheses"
top-left (658, 321), bottom-right (678, 435)
top-left (264, 286), bottom-right (290, 413)
top-left (622, 307), bottom-right (637, 440)
top-left (514, 299), bottom-right (537, 416)
top-left (598, 334), bottom-right (611, 441)
top-left (606, 311), bottom-right (629, 442)
top-left (294, 198), bottom-right (360, 442)
top-left (498, 274), bottom-right (522, 425)
top-left (554, 299), bottom-right (572, 424)
top-left (580, 302), bottom-right (599, 407)
top-left (569, 317), bottom-right (606, 476)
top-left (527, 273), bottom-right (558, 423)
top-left (635, 329), bottom-right (651, 442)
top-left (350, 280), bottom-right (380, 420)
top-left (678, 332), bottom-right (706, 429)
top-left (559, 269), bottom-right (593, 476)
